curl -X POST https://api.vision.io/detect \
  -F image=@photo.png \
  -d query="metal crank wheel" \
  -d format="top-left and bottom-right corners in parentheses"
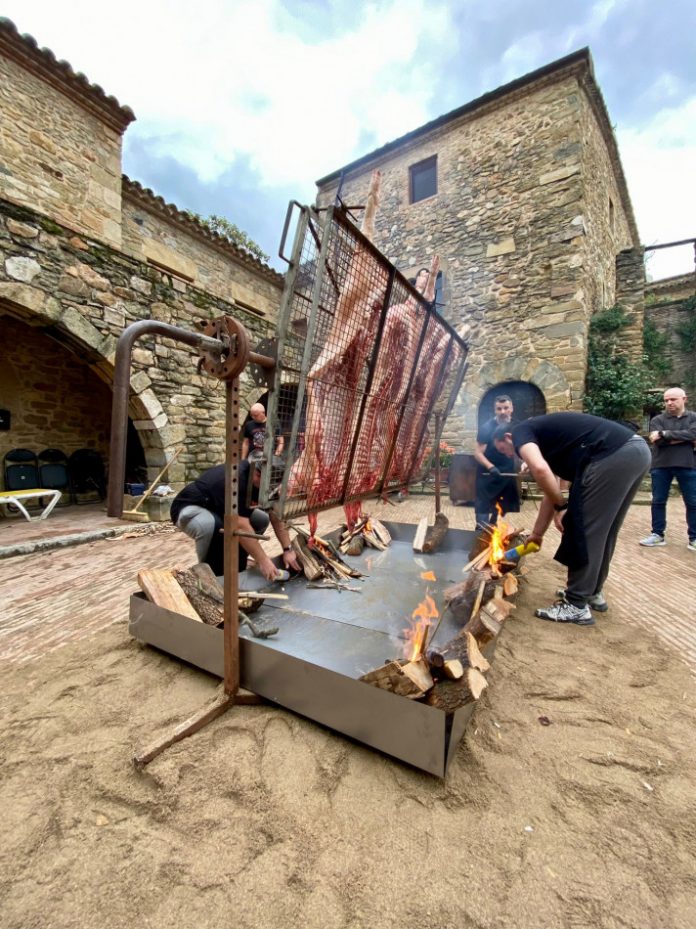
top-left (198, 316), bottom-right (250, 381)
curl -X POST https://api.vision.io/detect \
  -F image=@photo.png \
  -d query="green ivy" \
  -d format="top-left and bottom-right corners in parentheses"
top-left (642, 319), bottom-right (671, 382)
top-left (675, 295), bottom-right (696, 353)
top-left (584, 304), bottom-right (654, 420)
top-left (184, 211), bottom-right (269, 264)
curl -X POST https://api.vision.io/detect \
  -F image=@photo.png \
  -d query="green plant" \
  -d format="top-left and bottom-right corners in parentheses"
top-left (642, 318), bottom-right (671, 382)
top-left (183, 211), bottom-right (269, 264)
top-left (424, 441), bottom-right (455, 470)
top-left (584, 304), bottom-right (651, 419)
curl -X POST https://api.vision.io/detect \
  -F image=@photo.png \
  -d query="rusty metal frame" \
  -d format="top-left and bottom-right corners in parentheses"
top-left (264, 203), bottom-right (469, 519)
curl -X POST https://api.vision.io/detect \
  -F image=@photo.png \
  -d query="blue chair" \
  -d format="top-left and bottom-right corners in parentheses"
top-left (4, 448), bottom-right (39, 492)
top-left (38, 448), bottom-right (71, 505)
top-left (68, 448), bottom-right (106, 503)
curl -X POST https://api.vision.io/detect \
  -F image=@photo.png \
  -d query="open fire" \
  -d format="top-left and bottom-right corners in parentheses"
top-left (405, 592), bottom-right (438, 661)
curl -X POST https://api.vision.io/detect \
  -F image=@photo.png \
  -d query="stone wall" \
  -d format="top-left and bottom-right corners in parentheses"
top-left (317, 68), bottom-right (638, 448)
top-left (1, 196), bottom-right (274, 487)
top-left (0, 315), bottom-right (112, 474)
top-left (645, 292), bottom-right (696, 390)
top-left (0, 52), bottom-right (124, 250)
top-left (121, 184), bottom-right (282, 317)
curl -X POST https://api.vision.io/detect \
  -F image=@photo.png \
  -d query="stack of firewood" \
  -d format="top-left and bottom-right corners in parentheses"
top-left (291, 525), bottom-right (365, 584)
top-left (339, 515), bottom-right (392, 556)
top-left (359, 525), bottom-right (526, 712)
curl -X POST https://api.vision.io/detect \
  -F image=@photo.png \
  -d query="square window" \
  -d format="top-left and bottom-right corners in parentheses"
top-left (409, 156), bottom-right (437, 204)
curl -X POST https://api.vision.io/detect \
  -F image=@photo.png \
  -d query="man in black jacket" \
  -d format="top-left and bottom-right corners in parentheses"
top-left (170, 459), bottom-right (299, 580)
top-left (639, 387), bottom-right (696, 551)
top-left (473, 394), bottom-right (520, 530)
top-left (493, 412), bottom-right (650, 626)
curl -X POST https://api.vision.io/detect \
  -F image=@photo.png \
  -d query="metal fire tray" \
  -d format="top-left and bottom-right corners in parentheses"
top-left (129, 522), bottom-right (480, 777)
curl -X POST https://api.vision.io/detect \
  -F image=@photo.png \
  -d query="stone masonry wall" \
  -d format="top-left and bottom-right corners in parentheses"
top-left (317, 73), bottom-right (635, 449)
top-left (0, 54), bottom-right (123, 250)
top-left (121, 193), bottom-right (282, 317)
top-left (645, 296), bottom-right (696, 389)
top-left (579, 89), bottom-right (633, 320)
top-left (0, 315), bottom-right (112, 475)
top-left (0, 197), bottom-right (274, 487)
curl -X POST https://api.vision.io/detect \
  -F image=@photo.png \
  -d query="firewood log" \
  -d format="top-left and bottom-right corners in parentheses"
top-left (425, 668), bottom-right (488, 712)
top-left (292, 536), bottom-right (323, 581)
top-left (446, 576), bottom-right (498, 623)
top-left (345, 534), bottom-right (366, 557)
top-left (173, 568), bottom-right (223, 626)
top-left (400, 657), bottom-right (434, 694)
top-left (422, 512), bottom-right (449, 553)
top-left (359, 660), bottom-right (424, 698)
top-left (412, 517), bottom-right (429, 553)
top-left (465, 609), bottom-right (501, 647)
top-left (369, 519), bottom-right (391, 546)
top-left (503, 573), bottom-right (518, 596)
top-left (426, 631), bottom-right (490, 674)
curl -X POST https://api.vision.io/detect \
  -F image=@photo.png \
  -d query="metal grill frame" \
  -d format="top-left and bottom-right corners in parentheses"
top-left (260, 203), bottom-right (468, 520)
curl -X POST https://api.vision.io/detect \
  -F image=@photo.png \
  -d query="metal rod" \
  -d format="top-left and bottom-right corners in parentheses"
top-left (643, 237), bottom-right (696, 251)
top-left (223, 376), bottom-right (241, 696)
top-left (108, 320), bottom-right (223, 517)
top-left (434, 412), bottom-right (442, 515)
top-left (377, 305), bottom-right (432, 494)
top-left (340, 266), bottom-right (397, 502)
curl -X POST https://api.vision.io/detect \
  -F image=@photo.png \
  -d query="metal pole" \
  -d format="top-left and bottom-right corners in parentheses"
top-left (223, 376), bottom-right (241, 696)
top-left (108, 320), bottom-right (223, 517)
top-left (434, 412), bottom-right (442, 515)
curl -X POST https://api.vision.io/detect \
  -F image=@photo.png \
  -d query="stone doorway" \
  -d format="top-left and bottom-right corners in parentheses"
top-left (478, 381), bottom-right (546, 428)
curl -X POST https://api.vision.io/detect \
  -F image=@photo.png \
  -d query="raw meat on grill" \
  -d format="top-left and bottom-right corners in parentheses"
top-left (287, 171), bottom-right (388, 506)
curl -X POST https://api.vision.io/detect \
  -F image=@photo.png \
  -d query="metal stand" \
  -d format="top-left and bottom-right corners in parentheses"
top-left (107, 315), bottom-right (275, 767)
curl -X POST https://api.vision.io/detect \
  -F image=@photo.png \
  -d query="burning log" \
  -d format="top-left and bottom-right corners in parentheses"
top-left (425, 668), bottom-right (488, 711)
top-left (339, 515), bottom-right (391, 555)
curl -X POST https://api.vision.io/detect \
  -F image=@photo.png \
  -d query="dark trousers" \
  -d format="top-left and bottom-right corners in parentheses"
top-left (650, 467), bottom-right (696, 540)
top-left (566, 437), bottom-right (651, 606)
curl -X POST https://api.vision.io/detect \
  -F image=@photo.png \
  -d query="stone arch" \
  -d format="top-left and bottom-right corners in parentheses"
top-left (0, 282), bottom-right (175, 480)
top-left (478, 380), bottom-right (547, 428)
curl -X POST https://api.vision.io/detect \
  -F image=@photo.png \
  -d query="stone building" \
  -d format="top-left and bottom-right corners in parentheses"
top-left (316, 48), bottom-right (645, 446)
top-left (644, 271), bottom-right (696, 394)
top-left (0, 18), bottom-right (282, 492)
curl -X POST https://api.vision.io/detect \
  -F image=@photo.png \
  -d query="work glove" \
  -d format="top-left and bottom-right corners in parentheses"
top-left (488, 466), bottom-right (501, 477)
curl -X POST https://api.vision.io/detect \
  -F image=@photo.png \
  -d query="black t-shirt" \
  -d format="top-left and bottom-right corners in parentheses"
top-left (170, 460), bottom-right (256, 524)
top-left (243, 419), bottom-right (267, 457)
top-left (511, 413), bottom-right (633, 482)
top-left (477, 417), bottom-right (515, 472)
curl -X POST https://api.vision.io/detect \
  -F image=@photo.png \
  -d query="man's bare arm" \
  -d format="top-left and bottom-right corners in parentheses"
top-left (473, 440), bottom-right (495, 471)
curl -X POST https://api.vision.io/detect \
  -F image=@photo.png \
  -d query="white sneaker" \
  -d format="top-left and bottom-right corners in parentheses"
top-left (535, 601), bottom-right (594, 626)
top-left (688, 540), bottom-right (696, 553)
top-left (556, 588), bottom-right (608, 612)
top-left (639, 533), bottom-right (665, 547)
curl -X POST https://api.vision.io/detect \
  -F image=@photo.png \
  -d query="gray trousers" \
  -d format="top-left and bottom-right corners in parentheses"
top-left (176, 505), bottom-right (216, 561)
top-left (566, 436), bottom-right (651, 606)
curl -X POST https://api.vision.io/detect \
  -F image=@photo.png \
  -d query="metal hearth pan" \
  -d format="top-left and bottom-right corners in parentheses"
top-left (129, 523), bottom-right (481, 777)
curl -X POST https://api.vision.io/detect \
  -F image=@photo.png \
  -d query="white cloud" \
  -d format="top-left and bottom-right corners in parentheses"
top-left (617, 96), bottom-right (696, 280)
top-left (3, 0), bottom-right (455, 187)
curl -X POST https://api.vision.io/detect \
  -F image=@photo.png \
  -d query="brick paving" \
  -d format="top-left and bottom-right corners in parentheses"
top-left (0, 492), bottom-right (693, 671)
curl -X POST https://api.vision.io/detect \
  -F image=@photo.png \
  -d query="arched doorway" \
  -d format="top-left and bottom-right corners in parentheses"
top-left (478, 381), bottom-right (546, 429)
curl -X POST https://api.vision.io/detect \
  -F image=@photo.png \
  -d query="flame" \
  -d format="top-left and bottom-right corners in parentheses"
top-left (420, 570), bottom-right (436, 581)
top-left (489, 503), bottom-right (510, 564)
top-left (404, 593), bottom-right (438, 661)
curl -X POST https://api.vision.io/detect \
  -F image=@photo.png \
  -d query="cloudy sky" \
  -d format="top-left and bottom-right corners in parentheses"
top-left (3, 0), bottom-right (695, 278)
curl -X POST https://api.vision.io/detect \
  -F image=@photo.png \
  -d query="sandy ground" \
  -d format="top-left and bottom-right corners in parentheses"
top-left (1, 532), bottom-right (695, 929)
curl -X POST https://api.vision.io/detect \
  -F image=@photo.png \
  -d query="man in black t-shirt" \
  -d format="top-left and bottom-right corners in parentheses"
top-left (170, 460), bottom-right (299, 580)
top-left (241, 403), bottom-right (284, 461)
top-left (473, 394), bottom-right (520, 529)
top-left (493, 412), bottom-right (650, 626)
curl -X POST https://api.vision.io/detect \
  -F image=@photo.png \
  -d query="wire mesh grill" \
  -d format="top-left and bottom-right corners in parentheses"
top-left (261, 204), bottom-right (468, 519)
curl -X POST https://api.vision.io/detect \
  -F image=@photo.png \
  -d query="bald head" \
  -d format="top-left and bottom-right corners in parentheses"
top-left (249, 403), bottom-right (267, 422)
top-left (663, 388), bottom-right (687, 417)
